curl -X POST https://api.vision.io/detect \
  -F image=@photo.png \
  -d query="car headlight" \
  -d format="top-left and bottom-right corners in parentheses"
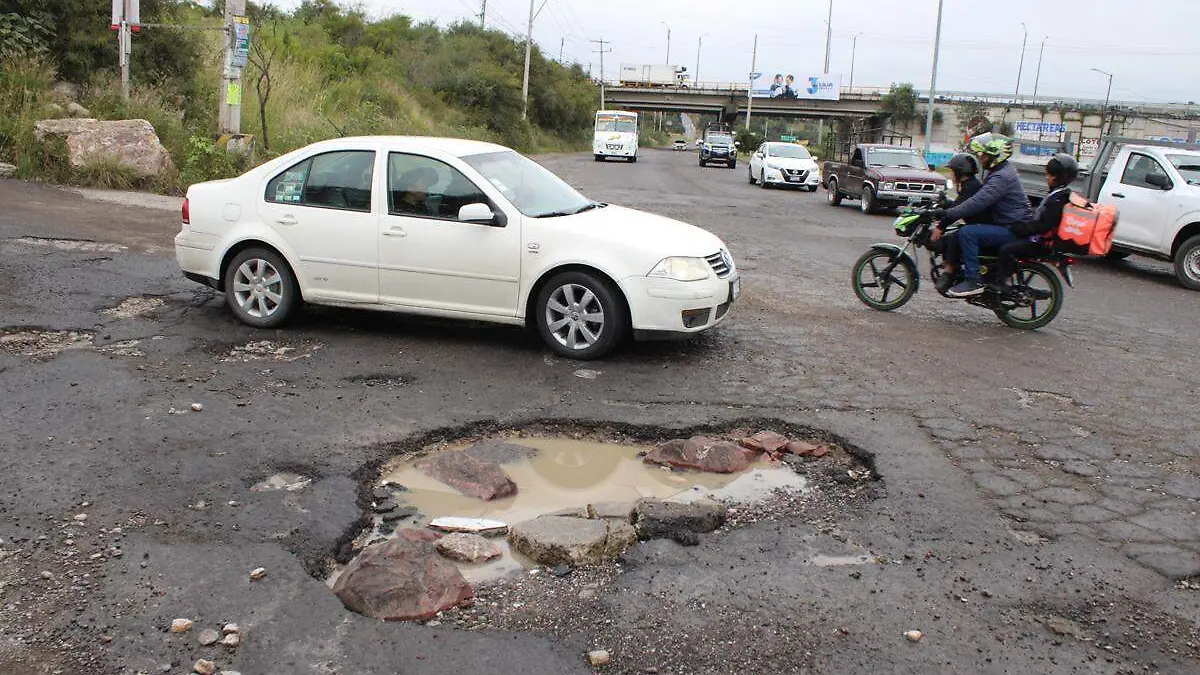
top-left (945, 179), bottom-right (954, 190)
top-left (882, 182), bottom-right (895, 191)
top-left (766, 162), bottom-right (782, 170)
top-left (647, 257), bottom-right (711, 282)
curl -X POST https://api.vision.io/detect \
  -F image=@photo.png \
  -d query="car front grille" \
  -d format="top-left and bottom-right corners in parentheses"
top-left (895, 182), bottom-right (937, 192)
top-left (706, 250), bottom-right (733, 279)
top-left (783, 169), bottom-right (808, 180)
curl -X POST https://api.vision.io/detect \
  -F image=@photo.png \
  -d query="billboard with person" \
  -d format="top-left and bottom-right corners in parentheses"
top-left (752, 73), bottom-right (841, 100)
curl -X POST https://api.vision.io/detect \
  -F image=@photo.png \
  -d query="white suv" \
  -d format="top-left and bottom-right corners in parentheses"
top-left (174, 137), bottom-right (740, 359)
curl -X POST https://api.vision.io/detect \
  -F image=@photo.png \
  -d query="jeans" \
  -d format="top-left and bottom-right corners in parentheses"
top-left (958, 224), bottom-right (1018, 282)
top-left (997, 238), bottom-right (1046, 281)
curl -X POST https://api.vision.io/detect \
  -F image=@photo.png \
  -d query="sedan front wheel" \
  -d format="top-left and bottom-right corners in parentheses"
top-left (535, 271), bottom-right (626, 359)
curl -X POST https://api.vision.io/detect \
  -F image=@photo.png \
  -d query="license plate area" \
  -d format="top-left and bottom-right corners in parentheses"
top-left (729, 277), bottom-right (741, 301)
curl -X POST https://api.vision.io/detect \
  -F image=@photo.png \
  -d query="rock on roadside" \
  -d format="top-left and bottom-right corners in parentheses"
top-left (33, 118), bottom-right (176, 179)
top-left (333, 533), bottom-right (473, 621)
top-left (435, 533), bottom-right (503, 563)
top-left (0, 162), bottom-right (15, 179)
top-left (643, 436), bottom-right (755, 473)
top-left (632, 498), bottom-right (727, 542)
top-left (508, 515), bottom-right (637, 566)
top-left (418, 450), bottom-right (517, 500)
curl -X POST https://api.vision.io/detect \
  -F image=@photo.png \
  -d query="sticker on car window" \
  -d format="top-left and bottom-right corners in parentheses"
top-left (275, 181), bottom-right (303, 203)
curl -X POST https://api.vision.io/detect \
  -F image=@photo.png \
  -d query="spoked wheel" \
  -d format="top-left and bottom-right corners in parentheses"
top-left (852, 249), bottom-right (918, 311)
top-left (535, 271), bottom-right (627, 359)
top-left (994, 261), bottom-right (1064, 329)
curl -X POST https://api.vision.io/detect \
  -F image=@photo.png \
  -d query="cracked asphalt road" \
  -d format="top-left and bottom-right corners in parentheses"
top-left (0, 149), bottom-right (1197, 675)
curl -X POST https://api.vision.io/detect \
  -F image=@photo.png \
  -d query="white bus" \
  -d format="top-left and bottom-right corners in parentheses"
top-left (593, 110), bottom-right (639, 162)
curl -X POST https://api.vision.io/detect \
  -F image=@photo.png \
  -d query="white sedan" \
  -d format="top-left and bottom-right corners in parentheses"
top-left (174, 137), bottom-right (740, 359)
top-left (748, 142), bottom-right (821, 191)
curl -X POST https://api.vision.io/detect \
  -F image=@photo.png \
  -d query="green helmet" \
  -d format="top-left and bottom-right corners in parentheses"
top-left (968, 132), bottom-right (1014, 163)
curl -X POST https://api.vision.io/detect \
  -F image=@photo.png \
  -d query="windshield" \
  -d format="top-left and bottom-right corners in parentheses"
top-left (866, 149), bottom-right (925, 168)
top-left (707, 134), bottom-right (733, 146)
top-left (767, 144), bottom-right (811, 159)
top-left (463, 150), bottom-right (595, 218)
top-left (1166, 154), bottom-right (1200, 185)
top-left (595, 117), bottom-right (636, 133)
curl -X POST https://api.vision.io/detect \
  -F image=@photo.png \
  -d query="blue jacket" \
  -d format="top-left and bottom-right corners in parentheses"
top-left (943, 161), bottom-right (1034, 227)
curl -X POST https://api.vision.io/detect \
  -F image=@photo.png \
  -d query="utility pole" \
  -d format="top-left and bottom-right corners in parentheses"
top-left (1031, 37), bottom-right (1046, 104)
top-left (923, 0), bottom-right (944, 158)
top-left (479, 0), bottom-right (487, 28)
top-left (521, 0), bottom-right (535, 119)
top-left (746, 34), bottom-right (757, 130)
top-left (823, 0), bottom-right (833, 74)
top-left (112, 0), bottom-right (138, 101)
top-left (661, 22), bottom-right (671, 64)
top-left (559, 36), bottom-right (565, 63)
top-left (219, 0), bottom-right (247, 134)
top-left (592, 38), bottom-right (611, 109)
top-left (695, 34), bottom-right (708, 86)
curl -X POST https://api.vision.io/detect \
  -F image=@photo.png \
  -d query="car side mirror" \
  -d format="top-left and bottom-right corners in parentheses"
top-left (459, 203), bottom-right (503, 225)
top-left (1146, 173), bottom-right (1173, 190)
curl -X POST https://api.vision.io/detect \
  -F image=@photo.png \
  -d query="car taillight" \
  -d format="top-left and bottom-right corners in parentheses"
top-left (182, 197), bottom-right (190, 225)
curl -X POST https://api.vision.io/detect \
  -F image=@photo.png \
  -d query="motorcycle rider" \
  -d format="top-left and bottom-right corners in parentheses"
top-left (933, 133), bottom-right (1035, 297)
top-left (932, 152), bottom-right (985, 293)
top-left (993, 153), bottom-right (1079, 283)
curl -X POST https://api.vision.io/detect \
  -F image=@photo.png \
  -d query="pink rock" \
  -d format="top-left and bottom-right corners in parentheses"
top-left (643, 436), bottom-right (755, 474)
top-left (418, 451), bottom-right (517, 500)
top-left (332, 537), bottom-right (473, 621)
top-left (741, 431), bottom-right (789, 454)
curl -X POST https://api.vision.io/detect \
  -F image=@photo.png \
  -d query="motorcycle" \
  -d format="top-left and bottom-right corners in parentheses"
top-left (850, 204), bottom-right (1075, 329)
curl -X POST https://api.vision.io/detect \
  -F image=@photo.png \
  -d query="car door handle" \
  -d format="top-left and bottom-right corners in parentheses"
top-left (382, 226), bottom-right (407, 237)
top-left (1111, 192), bottom-right (1125, 199)
top-left (275, 214), bottom-right (298, 225)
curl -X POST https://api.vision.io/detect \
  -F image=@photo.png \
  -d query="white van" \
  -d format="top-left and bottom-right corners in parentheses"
top-left (593, 110), bottom-right (639, 163)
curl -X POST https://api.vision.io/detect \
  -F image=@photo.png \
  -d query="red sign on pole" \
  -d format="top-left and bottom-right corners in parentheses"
top-left (111, 0), bottom-right (141, 32)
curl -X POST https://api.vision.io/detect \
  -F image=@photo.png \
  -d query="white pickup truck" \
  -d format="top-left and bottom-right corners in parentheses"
top-left (1023, 138), bottom-right (1200, 290)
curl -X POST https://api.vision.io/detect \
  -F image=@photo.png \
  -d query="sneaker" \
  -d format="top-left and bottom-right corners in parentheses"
top-left (935, 274), bottom-right (956, 294)
top-left (947, 280), bottom-right (986, 297)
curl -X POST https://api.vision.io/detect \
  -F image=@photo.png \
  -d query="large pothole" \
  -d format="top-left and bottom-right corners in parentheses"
top-left (327, 424), bottom-right (879, 624)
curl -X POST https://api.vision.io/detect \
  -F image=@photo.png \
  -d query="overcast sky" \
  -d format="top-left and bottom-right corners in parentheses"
top-left (265, 0), bottom-right (1200, 104)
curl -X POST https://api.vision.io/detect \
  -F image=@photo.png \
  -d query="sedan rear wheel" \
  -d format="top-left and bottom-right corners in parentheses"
top-left (535, 271), bottom-right (626, 360)
top-left (225, 248), bottom-right (299, 328)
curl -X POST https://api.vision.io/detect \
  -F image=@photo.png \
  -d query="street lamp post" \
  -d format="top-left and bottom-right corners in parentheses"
top-left (1092, 68), bottom-right (1114, 137)
top-left (661, 22), bottom-right (671, 64)
top-left (849, 33), bottom-right (861, 90)
top-left (923, 0), bottom-right (944, 159)
top-left (1031, 37), bottom-right (1047, 104)
top-left (1014, 22), bottom-right (1027, 105)
top-left (695, 34), bottom-right (708, 86)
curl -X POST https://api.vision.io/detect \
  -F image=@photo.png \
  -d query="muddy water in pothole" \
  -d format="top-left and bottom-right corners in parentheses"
top-left (358, 436), bottom-right (810, 584)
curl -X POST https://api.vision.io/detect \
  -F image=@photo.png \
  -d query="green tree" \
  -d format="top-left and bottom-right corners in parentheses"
top-left (880, 83), bottom-right (920, 125)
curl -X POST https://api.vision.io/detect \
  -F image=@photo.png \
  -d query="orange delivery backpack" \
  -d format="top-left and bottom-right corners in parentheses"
top-left (1056, 192), bottom-right (1118, 255)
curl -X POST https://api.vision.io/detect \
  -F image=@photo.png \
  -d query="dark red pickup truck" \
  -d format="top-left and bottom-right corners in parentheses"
top-left (822, 144), bottom-right (950, 214)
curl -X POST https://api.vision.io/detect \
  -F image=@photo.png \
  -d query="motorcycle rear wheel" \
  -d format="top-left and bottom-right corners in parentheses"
top-left (852, 249), bottom-right (918, 311)
top-left (994, 261), bottom-right (1063, 329)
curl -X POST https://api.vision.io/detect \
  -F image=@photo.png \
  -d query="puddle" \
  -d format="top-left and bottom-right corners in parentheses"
top-left (0, 329), bottom-right (94, 358)
top-left (221, 340), bottom-right (323, 363)
top-left (102, 296), bottom-right (164, 319)
top-left (12, 237), bottom-right (126, 254)
top-left (252, 472), bottom-right (313, 492)
top-left (363, 436), bottom-right (810, 583)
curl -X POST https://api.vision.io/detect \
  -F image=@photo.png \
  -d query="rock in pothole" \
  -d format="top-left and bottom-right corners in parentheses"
top-left (436, 533), bottom-right (503, 563)
top-left (332, 532), bottom-right (472, 621)
top-left (632, 498), bottom-right (727, 542)
top-left (740, 430), bottom-right (790, 454)
top-left (643, 436), bottom-right (756, 473)
top-left (508, 515), bottom-right (637, 566)
top-left (102, 296), bottom-right (164, 319)
top-left (418, 451), bottom-right (517, 500)
top-left (0, 329), bottom-right (94, 358)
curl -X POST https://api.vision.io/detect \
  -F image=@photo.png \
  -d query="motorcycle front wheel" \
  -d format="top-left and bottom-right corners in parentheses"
top-left (852, 249), bottom-right (918, 311)
top-left (994, 261), bottom-right (1064, 329)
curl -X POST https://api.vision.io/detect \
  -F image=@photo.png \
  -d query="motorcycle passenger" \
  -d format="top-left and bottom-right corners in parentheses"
top-left (932, 153), bottom-right (985, 293)
top-left (993, 153), bottom-right (1079, 283)
top-left (934, 133), bottom-right (1035, 297)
